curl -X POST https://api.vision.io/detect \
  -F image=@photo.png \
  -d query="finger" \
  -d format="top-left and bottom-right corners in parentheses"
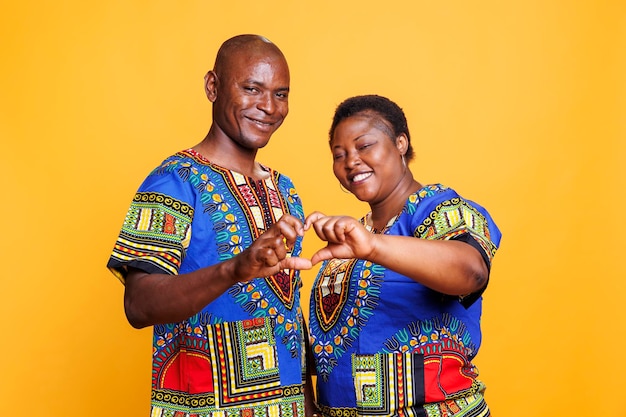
top-left (274, 216), bottom-right (305, 248)
top-left (320, 217), bottom-right (347, 243)
top-left (280, 214), bottom-right (305, 235)
top-left (333, 218), bottom-right (356, 243)
top-left (304, 211), bottom-right (326, 230)
top-left (281, 256), bottom-right (313, 271)
top-left (278, 231), bottom-right (297, 252)
top-left (328, 218), bottom-right (348, 243)
top-left (311, 216), bottom-right (336, 241)
top-left (257, 245), bottom-right (281, 268)
top-left (270, 235), bottom-right (289, 259)
top-left (310, 247), bottom-right (336, 265)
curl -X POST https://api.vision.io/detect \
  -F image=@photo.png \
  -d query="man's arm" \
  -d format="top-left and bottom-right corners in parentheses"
top-left (124, 214), bottom-right (312, 328)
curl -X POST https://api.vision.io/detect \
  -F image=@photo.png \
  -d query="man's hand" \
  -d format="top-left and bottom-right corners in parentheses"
top-left (233, 214), bottom-right (312, 281)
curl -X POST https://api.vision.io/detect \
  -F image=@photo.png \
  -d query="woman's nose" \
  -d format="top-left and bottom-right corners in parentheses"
top-left (345, 150), bottom-right (361, 168)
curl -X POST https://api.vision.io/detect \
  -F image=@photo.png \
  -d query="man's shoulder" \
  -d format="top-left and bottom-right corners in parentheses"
top-left (269, 167), bottom-right (299, 189)
top-left (159, 148), bottom-right (196, 164)
top-left (149, 149), bottom-right (209, 172)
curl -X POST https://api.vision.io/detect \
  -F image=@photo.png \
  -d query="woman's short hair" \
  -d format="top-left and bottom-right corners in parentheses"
top-left (329, 94), bottom-right (414, 162)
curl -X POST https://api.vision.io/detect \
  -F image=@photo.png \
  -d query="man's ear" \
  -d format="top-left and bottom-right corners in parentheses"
top-left (204, 70), bottom-right (218, 102)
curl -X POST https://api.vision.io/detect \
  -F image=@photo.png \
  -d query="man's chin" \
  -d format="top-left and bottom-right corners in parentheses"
top-left (245, 131), bottom-right (276, 148)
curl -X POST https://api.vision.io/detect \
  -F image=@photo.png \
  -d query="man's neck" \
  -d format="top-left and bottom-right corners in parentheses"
top-left (193, 132), bottom-right (269, 180)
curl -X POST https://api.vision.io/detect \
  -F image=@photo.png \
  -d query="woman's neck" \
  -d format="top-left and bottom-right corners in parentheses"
top-left (369, 176), bottom-right (422, 231)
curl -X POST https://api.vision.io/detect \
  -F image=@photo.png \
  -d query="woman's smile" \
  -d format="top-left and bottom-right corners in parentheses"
top-left (350, 172), bottom-right (373, 183)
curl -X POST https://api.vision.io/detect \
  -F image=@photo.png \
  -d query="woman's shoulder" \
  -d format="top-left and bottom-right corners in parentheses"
top-left (402, 184), bottom-right (468, 222)
top-left (407, 183), bottom-right (457, 205)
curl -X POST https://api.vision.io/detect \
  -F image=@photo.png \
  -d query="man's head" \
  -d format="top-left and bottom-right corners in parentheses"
top-left (204, 34), bottom-right (290, 151)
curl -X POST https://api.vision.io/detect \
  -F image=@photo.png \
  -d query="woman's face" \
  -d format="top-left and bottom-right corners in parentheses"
top-left (330, 114), bottom-right (407, 204)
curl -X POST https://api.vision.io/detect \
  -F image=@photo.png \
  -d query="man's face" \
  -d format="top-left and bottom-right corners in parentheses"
top-left (210, 51), bottom-right (290, 150)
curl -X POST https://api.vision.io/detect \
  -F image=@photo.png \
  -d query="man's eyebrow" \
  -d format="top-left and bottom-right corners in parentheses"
top-left (241, 79), bottom-right (289, 89)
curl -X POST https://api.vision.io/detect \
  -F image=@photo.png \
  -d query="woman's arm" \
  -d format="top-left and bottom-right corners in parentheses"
top-left (305, 213), bottom-right (487, 296)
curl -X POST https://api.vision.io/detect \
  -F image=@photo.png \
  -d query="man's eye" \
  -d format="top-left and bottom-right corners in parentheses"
top-left (333, 154), bottom-right (345, 161)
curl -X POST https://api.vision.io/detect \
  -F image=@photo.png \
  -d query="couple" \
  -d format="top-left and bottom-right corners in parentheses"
top-left (107, 34), bottom-right (502, 417)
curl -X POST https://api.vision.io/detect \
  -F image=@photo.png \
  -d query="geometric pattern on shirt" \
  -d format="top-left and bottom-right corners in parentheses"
top-left (110, 191), bottom-right (193, 276)
top-left (310, 260), bottom-right (384, 381)
top-left (221, 168), bottom-right (296, 308)
top-left (207, 317), bottom-right (285, 407)
top-left (148, 315), bottom-right (306, 416)
top-left (165, 150), bottom-right (303, 357)
top-left (149, 386), bottom-right (305, 417)
top-left (150, 387), bottom-right (215, 414)
top-left (150, 313), bottom-right (216, 392)
top-left (314, 258), bottom-right (358, 332)
top-left (351, 353), bottom-right (425, 416)
top-left (167, 149), bottom-right (299, 309)
top-left (422, 380), bottom-right (490, 417)
top-left (381, 314), bottom-right (479, 403)
top-left (414, 197), bottom-right (497, 262)
top-left (381, 313), bottom-right (476, 357)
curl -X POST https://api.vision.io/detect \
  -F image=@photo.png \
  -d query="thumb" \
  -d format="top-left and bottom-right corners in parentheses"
top-left (310, 248), bottom-right (334, 265)
top-left (281, 256), bottom-right (313, 271)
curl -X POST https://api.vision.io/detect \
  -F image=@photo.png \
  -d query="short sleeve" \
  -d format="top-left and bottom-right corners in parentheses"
top-left (413, 195), bottom-right (501, 307)
top-left (107, 191), bottom-right (194, 283)
top-left (413, 197), bottom-right (499, 266)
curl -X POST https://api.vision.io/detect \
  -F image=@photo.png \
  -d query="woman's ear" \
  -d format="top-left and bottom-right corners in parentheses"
top-left (396, 133), bottom-right (409, 156)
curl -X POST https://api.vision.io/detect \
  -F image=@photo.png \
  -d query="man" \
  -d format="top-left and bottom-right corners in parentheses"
top-left (107, 34), bottom-right (314, 417)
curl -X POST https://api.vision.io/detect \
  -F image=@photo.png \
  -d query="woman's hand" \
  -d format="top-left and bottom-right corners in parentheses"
top-left (305, 212), bottom-right (376, 265)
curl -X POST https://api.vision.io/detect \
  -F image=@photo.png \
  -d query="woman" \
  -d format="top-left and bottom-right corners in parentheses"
top-left (305, 95), bottom-right (502, 416)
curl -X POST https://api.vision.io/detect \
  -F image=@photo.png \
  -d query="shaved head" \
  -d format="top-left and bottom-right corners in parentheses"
top-left (201, 34), bottom-right (290, 161)
top-left (213, 34), bottom-right (287, 78)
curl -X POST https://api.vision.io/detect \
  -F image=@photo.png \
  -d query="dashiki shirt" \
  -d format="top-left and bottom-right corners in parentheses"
top-left (309, 184), bottom-right (502, 417)
top-left (107, 149), bottom-right (307, 417)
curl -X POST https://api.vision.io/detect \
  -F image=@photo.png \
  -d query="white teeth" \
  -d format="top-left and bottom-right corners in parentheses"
top-left (352, 172), bottom-right (372, 182)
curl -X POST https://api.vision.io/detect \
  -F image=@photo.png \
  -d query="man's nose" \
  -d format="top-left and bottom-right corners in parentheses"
top-left (257, 93), bottom-right (276, 113)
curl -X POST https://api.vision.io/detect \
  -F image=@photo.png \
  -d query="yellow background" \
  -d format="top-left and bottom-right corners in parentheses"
top-left (1, 1), bottom-right (624, 416)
